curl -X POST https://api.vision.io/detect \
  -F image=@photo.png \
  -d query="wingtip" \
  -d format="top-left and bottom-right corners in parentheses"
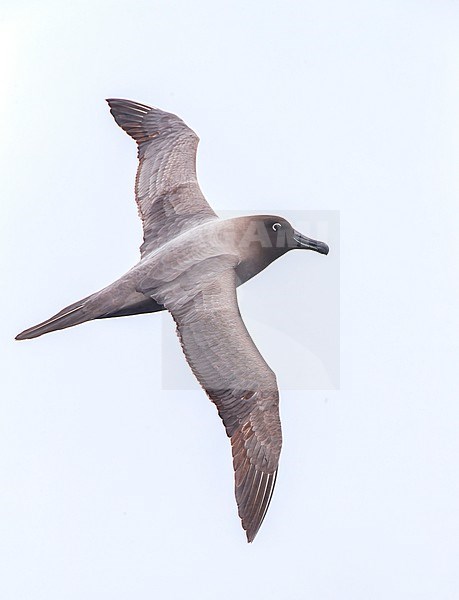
top-left (105, 98), bottom-right (130, 109)
top-left (106, 98), bottom-right (121, 110)
top-left (237, 468), bottom-right (279, 544)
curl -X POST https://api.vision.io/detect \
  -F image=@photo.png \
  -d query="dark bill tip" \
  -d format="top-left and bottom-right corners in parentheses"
top-left (293, 230), bottom-right (329, 255)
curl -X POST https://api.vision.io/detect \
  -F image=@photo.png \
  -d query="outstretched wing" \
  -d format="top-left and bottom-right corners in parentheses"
top-left (106, 99), bottom-right (218, 257)
top-left (148, 265), bottom-right (282, 542)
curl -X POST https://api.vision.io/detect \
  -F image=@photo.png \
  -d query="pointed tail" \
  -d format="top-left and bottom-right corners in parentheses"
top-left (15, 280), bottom-right (165, 340)
top-left (15, 295), bottom-right (96, 340)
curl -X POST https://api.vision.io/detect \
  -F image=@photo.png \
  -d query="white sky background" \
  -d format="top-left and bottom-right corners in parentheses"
top-left (2, 0), bottom-right (459, 598)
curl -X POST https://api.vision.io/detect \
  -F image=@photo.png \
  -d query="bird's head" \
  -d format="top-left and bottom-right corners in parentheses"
top-left (237, 215), bottom-right (329, 256)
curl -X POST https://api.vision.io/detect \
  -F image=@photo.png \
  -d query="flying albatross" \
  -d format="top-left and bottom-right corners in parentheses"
top-left (16, 99), bottom-right (329, 542)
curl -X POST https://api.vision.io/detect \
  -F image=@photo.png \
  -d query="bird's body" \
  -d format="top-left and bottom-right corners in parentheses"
top-left (16, 99), bottom-right (329, 542)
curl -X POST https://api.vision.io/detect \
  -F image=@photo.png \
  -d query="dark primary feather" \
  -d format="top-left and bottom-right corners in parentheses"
top-left (106, 99), bottom-right (217, 257)
top-left (148, 265), bottom-right (282, 542)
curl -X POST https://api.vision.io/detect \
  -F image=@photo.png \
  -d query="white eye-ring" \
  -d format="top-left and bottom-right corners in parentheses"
top-left (272, 222), bottom-right (282, 231)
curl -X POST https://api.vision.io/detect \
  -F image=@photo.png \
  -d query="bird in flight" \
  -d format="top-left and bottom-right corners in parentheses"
top-left (16, 99), bottom-right (329, 542)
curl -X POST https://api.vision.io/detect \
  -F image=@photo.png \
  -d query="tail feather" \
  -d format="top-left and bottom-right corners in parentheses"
top-left (15, 296), bottom-right (93, 340)
top-left (15, 290), bottom-right (165, 340)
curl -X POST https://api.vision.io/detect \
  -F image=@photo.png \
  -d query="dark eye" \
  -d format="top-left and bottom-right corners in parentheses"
top-left (272, 222), bottom-right (282, 231)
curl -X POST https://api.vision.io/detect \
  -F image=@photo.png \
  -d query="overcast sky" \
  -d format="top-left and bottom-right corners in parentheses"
top-left (2, 1), bottom-right (459, 599)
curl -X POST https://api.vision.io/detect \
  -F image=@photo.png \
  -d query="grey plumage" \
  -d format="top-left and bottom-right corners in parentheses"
top-left (16, 99), bottom-right (329, 542)
top-left (107, 99), bottom-right (218, 257)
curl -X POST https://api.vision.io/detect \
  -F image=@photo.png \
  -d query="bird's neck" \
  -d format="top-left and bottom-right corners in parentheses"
top-left (235, 247), bottom-right (287, 286)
